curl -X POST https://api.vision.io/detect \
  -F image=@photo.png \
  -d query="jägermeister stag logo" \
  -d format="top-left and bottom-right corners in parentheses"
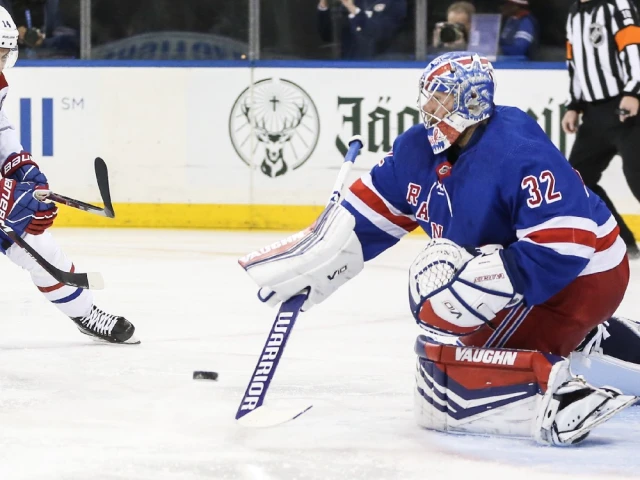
top-left (229, 78), bottom-right (320, 177)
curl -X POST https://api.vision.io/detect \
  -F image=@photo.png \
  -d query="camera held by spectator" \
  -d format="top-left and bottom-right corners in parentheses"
top-left (18, 25), bottom-right (45, 48)
top-left (0, 0), bottom-right (78, 58)
top-left (436, 21), bottom-right (467, 45)
top-left (433, 2), bottom-right (475, 50)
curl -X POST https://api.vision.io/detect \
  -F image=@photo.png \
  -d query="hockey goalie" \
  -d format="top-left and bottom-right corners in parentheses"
top-left (239, 51), bottom-right (640, 445)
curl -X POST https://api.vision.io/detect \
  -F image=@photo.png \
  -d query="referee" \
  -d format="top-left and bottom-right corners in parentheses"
top-left (562, 0), bottom-right (640, 258)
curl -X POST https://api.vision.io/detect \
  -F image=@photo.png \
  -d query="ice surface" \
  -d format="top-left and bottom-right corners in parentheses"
top-left (0, 229), bottom-right (638, 480)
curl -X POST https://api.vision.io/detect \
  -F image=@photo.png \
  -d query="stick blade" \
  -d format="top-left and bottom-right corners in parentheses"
top-left (94, 157), bottom-right (115, 218)
top-left (237, 404), bottom-right (313, 428)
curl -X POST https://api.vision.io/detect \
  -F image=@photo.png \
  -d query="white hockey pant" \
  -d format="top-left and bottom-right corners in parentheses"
top-left (5, 232), bottom-right (92, 318)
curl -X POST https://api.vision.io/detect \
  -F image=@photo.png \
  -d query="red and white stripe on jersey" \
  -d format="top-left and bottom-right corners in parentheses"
top-left (345, 172), bottom-right (419, 239)
top-left (579, 215), bottom-right (626, 276)
top-left (516, 215), bottom-right (625, 276)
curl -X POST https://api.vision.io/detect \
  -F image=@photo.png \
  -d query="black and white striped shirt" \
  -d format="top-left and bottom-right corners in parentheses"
top-left (566, 0), bottom-right (640, 110)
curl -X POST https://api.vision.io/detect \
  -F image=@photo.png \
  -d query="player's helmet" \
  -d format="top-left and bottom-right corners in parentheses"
top-left (418, 52), bottom-right (496, 154)
top-left (0, 7), bottom-right (18, 69)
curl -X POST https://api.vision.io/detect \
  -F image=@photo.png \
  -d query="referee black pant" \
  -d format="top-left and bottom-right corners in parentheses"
top-left (569, 97), bottom-right (640, 247)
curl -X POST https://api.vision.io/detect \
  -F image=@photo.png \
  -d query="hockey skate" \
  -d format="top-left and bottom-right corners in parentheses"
top-left (536, 362), bottom-right (636, 445)
top-left (71, 305), bottom-right (139, 344)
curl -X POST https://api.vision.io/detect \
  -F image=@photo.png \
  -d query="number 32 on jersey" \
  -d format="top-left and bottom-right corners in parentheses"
top-left (521, 170), bottom-right (562, 208)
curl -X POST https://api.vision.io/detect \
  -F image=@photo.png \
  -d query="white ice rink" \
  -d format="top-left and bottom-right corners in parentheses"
top-left (0, 228), bottom-right (639, 480)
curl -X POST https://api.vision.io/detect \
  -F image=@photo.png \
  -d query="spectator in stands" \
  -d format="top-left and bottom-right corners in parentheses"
top-left (0, 0), bottom-right (78, 58)
top-left (317, 0), bottom-right (407, 60)
top-left (432, 2), bottom-right (475, 51)
top-left (499, 0), bottom-right (538, 58)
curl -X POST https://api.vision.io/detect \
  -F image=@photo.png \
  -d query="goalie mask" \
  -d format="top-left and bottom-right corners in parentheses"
top-left (418, 52), bottom-right (496, 154)
top-left (0, 7), bottom-right (18, 69)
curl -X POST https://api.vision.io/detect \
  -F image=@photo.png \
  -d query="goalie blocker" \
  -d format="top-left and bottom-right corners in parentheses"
top-left (238, 202), bottom-right (364, 312)
top-left (414, 335), bottom-right (637, 445)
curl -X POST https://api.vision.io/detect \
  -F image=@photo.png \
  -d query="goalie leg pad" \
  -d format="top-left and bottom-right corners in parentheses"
top-left (413, 336), bottom-right (637, 445)
top-left (414, 335), bottom-right (559, 439)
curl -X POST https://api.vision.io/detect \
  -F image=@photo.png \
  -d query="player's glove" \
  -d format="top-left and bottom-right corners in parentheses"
top-left (239, 202), bottom-right (365, 311)
top-left (2, 152), bottom-right (49, 187)
top-left (409, 239), bottom-right (524, 336)
top-left (0, 178), bottom-right (58, 237)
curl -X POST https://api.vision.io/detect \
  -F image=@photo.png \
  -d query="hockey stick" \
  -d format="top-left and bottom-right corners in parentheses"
top-left (94, 157), bottom-right (115, 217)
top-left (34, 158), bottom-right (115, 218)
top-left (236, 135), bottom-right (364, 428)
top-left (0, 222), bottom-right (104, 289)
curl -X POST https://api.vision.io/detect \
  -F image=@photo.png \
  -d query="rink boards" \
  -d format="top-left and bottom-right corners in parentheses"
top-left (5, 63), bottom-right (639, 233)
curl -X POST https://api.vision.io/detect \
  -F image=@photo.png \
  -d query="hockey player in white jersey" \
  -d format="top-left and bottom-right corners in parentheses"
top-left (0, 7), bottom-right (138, 344)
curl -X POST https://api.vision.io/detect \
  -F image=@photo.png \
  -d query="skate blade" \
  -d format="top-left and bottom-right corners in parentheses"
top-left (560, 395), bottom-right (638, 444)
top-left (90, 334), bottom-right (141, 345)
top-left (77, 327), bottom-right (141, 345)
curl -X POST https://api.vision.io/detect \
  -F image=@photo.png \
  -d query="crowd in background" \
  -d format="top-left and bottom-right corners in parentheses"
top-left (0, 0), bottom-right (629, 62)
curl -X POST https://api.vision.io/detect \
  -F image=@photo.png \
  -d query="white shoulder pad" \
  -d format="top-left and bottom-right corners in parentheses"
top-left (239, 203), bottom-right (364, 310)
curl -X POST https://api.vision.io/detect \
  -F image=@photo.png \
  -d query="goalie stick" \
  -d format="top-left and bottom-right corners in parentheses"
top-left (236, 135), bottom-right (364, 428)
top-left (34, 158), bottom-right (115, 218)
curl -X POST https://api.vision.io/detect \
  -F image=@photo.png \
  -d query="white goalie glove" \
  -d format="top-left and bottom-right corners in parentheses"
top-left (408, 238), bottom-right (523, 336)
top-left (238, 203), bottom-right (364, 311)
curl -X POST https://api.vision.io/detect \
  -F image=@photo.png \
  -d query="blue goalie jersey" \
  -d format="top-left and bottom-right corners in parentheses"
top-left (342, 106), bottom-right (626, 306)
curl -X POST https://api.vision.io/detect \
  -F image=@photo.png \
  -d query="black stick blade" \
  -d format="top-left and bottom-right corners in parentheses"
top-left (94, 158), bottom-right (115, 218)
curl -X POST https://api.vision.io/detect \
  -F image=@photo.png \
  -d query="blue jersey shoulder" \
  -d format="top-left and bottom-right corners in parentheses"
top-left (481, 106), bottom-right (566, 172)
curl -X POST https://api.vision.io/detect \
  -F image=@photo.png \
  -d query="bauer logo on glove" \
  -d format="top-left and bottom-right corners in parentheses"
top-left (0, 178), bottom-right (58, 237)
top-left (0, 176), bottom-right (13, 219)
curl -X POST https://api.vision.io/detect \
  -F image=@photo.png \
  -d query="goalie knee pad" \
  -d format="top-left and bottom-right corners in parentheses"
top-left (414, 335), bottom-right (637, 445)
top-left (571, 316), bottom-right (640, 396)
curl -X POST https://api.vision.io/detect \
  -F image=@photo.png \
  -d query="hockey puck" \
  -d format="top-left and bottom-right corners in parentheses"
top-left (193, 371), bottom-right (218, 381)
